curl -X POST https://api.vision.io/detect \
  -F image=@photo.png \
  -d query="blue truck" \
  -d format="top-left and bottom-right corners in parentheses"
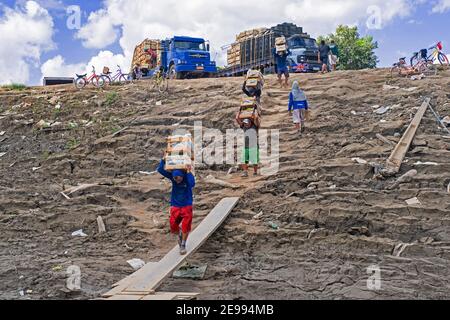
top-left (131, 36), bottom-right (217, 79)
top-left (286, 35), bottom-right (322, 73)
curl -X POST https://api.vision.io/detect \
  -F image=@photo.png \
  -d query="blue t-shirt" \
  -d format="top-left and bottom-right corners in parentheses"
top-left (157, 160), bottom-right (195, 207)
top-left (288, 92), bottom-right (309, 111)
top-left (273, 48), bottom-right (291, 71)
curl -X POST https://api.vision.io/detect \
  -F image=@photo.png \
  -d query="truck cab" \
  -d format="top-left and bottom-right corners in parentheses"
top-left (286, 36), bottom-right (322, 73)
top-left (162, 36), bottom-right (217, 79)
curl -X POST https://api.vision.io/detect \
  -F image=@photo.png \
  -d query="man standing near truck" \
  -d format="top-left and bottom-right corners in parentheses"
top-left (157, 160), bottom-right (195, 255)
top-left (273, 48), bottom-right (291, 88)
top-left (318, 40), bottom-right (330, 73)
top-left (329, 40), bottom-right (339, 71)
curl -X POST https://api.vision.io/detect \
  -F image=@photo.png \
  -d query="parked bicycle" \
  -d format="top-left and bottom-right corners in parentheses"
top-left (390, 56), bottom-right (434, 78)
top-left (75, 66), bottom-right (105, 89)
top-left (151, 66), bottom-right (169, 93)
top-left (411, 42), bottom-right (449, 66)
top-left (101, 65), bottom-right (129, 85)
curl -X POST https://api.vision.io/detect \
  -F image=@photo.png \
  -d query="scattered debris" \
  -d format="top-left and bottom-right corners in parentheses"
top-left (227, 166), bottom-right (238, 175)
top-left (405, 197), bottom-right (421, 206)
top-left (375, 133), bottom-right (394, 147)
top-left (124, 244), bottom-right (134, 251)
top-left (0, 152), bottom-right (6, 158)
top-left (447, 182), bottom-right (450, 194)
top-left (127, 258), bottom-right (145, 271)
top-left (112, 127), bottom-right (129, 137)
top-left (393, 242), bottom-right (414, 257)
top-left (36, 120), bottom-right (51, 129)
top-left (97, 216), bottom-right (106, 233)
top-left (348, 226), bottom-right (371, 237)
top-left (413, 161), bottom-right (438, 166)
top-left (374, 106), bottom-right (390, 115)
top-left (55, 104), bottom-right (61, 110)
top-left (60, 192), bottom-right (71, 200)
top-left (49, 96), bottom-right (59, 105)
top-left (253, 211), bottom-right (263, 220)
top-left (351, 110), bottom-right (357, 115)
top-left (156, 101), bottom-right (163, 106)
top-left (0, 131), bottom-right (5, 136)
top-left (52, 265), bottom-right (63, 271)
top-left (352, 157), bottom-right (367, 164)
top-left (371, 104), bottom-right (380, 109)
top-left (32, 167), bottom-right (41, 172)
top-left (403, 87), bottom-right (418, 92)
top-left (268, 222), bottom-right (279, 230)
top-left (383, 84), bottom-right (400, 90)
top-left (19, 290), bottom-right (24, 296)
top-left (204, 175), bottom-right (239, 189)
top-left (173, 264), bottom-right (207, 280)
top-left (388, 169), bottom-right (417, 190)
top-left (411, 74), bottom-right (425, 81)
top-left (71, 229), bottom-right (88, 237)
top-left (139, 171), bottom-right (156, 175)
top-left (442, 116), bottom-right (450, 126)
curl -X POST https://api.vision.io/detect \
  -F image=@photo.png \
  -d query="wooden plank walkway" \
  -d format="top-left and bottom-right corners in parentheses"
top-left (103, 197), bottom-right (240, 298)
top-left (386, 98), bottom-right (431, 173)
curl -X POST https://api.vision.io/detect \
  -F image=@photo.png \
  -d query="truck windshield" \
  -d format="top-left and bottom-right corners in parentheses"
top-left (174, 41), bottom-right (207, 51)
top-left (289, 38), bottom-right (318, 49)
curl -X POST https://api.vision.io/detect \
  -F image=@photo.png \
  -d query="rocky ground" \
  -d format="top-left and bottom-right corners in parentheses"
top-left (0, 68), bottom-right (449, 300)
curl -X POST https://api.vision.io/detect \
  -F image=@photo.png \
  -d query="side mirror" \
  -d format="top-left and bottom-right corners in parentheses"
top-left (206, 43), bottom-right (210, 52)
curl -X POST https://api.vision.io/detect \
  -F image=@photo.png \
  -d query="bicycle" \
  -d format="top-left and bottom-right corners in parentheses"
top-left (390, 56), bottom-right (434, 78)
top-left (101, 65), bottom-right (129, 85)
top-left (151, 67), bottom-right (169, 93)
top-left (75, 66), bottom-right (105, 89)
top-left (411, 42), bottom-right (449, 66)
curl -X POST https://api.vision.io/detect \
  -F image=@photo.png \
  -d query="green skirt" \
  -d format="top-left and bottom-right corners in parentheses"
top-left (241, 147), bottom-right (260, 165)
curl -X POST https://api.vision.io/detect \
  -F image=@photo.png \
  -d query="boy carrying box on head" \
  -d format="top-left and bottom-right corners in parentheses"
top-left (157, 134), bottom-right (195, 255)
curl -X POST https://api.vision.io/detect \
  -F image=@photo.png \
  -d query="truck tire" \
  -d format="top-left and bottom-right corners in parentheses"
top-left (169, 65), bottom-right (182, 79)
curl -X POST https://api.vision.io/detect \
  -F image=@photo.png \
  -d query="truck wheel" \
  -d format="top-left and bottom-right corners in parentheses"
top-left (169, 65), bottom-right (182, 79)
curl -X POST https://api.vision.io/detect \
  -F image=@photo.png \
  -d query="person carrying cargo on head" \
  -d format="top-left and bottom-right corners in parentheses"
top-left (318, 40), bottom-right (331, 73)
top-left (272, 37), bottom-right (291, 88)
top-left (288, 81), bottom-right (309, 134)
top-left (242, 68), bottom-right (264, 104)
top-left (235, 114), bottom-right (259, 177)
top-left (157, 159), bottom-right (195, 255)
top-left (329, 40), bottom-right (339, 71)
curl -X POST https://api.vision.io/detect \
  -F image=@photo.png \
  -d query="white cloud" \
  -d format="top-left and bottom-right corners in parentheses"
top-left (41, 51), bottom-right (127, 79)
top-left (0, 1), bottom-right (54, 84)
top-left (73, 0), bottom-right (418, 67)
top-left (432, 0), bottom-right (450, 13)
top-left (75, 9), bottom-right (118, 49)
top-left (40, 55), bottom-right (85, 77)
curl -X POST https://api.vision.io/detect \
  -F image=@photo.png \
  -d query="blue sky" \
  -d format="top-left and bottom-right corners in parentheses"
top-left (0, 0), bottom-right (449, 85)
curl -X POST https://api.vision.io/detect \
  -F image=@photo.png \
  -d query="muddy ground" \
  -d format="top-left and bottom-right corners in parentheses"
top-left (0, 68), bottom-right (449, 300)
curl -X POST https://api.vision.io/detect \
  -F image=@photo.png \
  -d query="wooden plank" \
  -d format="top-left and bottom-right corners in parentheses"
top-left (386, 98), bottom-right (430, 173)
top-left (141, 292), bottom-right (200, 301)
top-left (107, 295), bottom-right (143, 300)
top-left (104, 197), bottom-right (239, 295)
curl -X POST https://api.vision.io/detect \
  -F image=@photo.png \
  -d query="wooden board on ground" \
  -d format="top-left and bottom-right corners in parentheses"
top-left (103, 197), bottom-right (240, 297)
top-left (386, 98), bottom-right (430, 173)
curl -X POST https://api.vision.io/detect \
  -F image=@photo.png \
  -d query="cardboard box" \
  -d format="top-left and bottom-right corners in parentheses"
top-left (276, 44), bottom-right (287, 53)
top-left (275, 37), bottom-right (286, 45)
top-left (241, 97), bottom-right (257, 108)
top-left (246, 79), bottom-right (260, 88)
top-left (164, 154), bottom-right (193, 171)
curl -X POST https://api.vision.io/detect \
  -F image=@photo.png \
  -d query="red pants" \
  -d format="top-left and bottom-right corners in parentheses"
top-left (170, 206), bottom-right (193, 234)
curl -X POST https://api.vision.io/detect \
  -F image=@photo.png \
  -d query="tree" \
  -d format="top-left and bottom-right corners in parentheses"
top-left (318, 25), bottom-right (378, 70)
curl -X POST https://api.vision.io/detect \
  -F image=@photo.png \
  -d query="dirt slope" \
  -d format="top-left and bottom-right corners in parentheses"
top-left (0, 68), bottom-right (449, 300)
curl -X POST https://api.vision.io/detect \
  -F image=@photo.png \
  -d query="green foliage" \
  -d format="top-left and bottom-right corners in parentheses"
top-left (105, 91), bottom-right (119, 106)
top-left (2, 83), bottom-right (27, 91)
top-left (319, 25), bottom-right (378, 70)
top-left (66, 138), bottom-right (80, 150)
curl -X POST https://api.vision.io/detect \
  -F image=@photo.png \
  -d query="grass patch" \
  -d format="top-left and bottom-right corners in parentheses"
top-left (66, 138), bottom-right (80, 150)
top-left (105, 91), bottom-right (119, 106)
top-left (2, 83), bottom-right (27, 91)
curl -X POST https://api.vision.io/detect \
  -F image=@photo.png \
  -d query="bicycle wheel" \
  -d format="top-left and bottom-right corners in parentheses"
top-left (390, 66), bottom-right (400, 78)
top-left (438, 52), bottom-right (449, 65)
top-left (93, 76), bottom-right (105, 88)
top-left (158, 76), bottom-right (168, 93)
top-left (75, 77), bottom-right (86, 89)
top-left (119, 74), bottom-right (128, 84)
top-left (101, 75), bottom-right (111, 86)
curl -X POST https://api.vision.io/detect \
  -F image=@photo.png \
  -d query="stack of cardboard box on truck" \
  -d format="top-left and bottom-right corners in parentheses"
top-left (225, 23), bottom-right (309, 71)
top-left (131, 39), bottom-right (162, 71)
